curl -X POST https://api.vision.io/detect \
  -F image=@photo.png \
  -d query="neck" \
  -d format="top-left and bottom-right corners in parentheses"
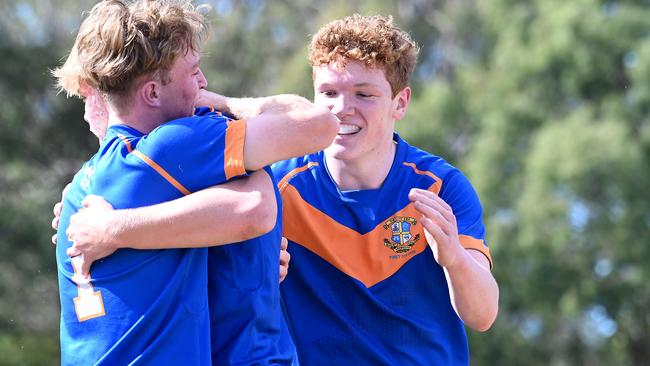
top-left (325, 140), bottom-right (397, 191)
top-left (106, 105), bottom-right (166, 135)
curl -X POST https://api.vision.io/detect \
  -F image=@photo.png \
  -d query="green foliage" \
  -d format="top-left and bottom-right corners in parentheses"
top-left (1, 0), bottom-right (649, 365)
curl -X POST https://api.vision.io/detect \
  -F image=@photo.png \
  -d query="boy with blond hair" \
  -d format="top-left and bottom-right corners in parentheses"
top-left (53, 0), bottom-right (336, 364)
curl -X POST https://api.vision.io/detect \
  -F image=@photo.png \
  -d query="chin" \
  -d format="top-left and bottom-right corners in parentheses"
top-left (325, 144), bottom-right (359, 162)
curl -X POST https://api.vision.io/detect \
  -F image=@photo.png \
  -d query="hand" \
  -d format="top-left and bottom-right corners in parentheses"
top-left (279, 237), bottom-right (290, 283)
top-left (195, 90), bottom-right (230, 113)
top-left (409, 188), bottom-right (464, 269)
top-left (65, 195), bottom-right (118, 277)
top-left (51, 183), bottom-right (72, 245)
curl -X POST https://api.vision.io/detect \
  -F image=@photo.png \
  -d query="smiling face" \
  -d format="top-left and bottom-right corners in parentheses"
top-left (313, 59), bottom-right (410, 165)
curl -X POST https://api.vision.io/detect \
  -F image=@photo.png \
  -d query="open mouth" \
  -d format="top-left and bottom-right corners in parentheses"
top-left (338, 123), bottom-right (361, 135)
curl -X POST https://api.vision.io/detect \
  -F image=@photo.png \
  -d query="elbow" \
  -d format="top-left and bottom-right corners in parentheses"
top-left (311, 106), bottom-right (339, 150)
top-left (467, 303), bottom-right (499, 332)
top-left (241, 190), bottom-right (277, 239)
top-left (472, 312), bottom-right (497, 332)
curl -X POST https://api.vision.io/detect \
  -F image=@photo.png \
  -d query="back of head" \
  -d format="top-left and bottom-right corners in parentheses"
top-left (309, 14), bottom-right (419, 97)
top-left (54, 0), bottom-right (208, 108)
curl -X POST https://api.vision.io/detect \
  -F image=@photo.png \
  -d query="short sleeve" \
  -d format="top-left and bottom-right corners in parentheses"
top-left (439, 171), bottom-right (493, 268)
top-left (135, 111), bottom-right (247, 194)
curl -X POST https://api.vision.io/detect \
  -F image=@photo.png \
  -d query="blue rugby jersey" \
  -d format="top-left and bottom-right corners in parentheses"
top-left (56, 107), bottom-right (246, 365)
top-left (272, 133), bottom-right (492, 366)
top-left (208, 166), bottom-right (297, 366)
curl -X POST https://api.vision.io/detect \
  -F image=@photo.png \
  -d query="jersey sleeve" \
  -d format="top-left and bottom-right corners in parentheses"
top-left (439, 171), bottom-right (493, 268)
top-left (135, 112), bottom-right (247, 194)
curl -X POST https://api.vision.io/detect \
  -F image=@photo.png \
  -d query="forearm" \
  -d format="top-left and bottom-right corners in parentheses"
top-left (106, 171), bottom-right (276, 250)
top-left (444, 250), bottom-right (499, 331)
top-left (227, 94), bottom-right (313, 119)
top-left (197, 91), bottom-right (313, 119)
top-left (197, 90), bottom-right (338, 169)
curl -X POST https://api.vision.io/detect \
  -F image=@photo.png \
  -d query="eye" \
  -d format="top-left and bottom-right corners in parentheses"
top-left (321, 90), bottom-right (337, 97)
top-left (357, 92), bottom-right (371, 98)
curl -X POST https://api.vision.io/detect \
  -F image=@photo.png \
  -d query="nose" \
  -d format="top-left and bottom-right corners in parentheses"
top-left (198, 68), bottom-right (208, 89)
top-left (329, 94), bottom-right (353, 117)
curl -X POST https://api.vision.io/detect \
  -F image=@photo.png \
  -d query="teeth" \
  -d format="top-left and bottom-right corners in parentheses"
top-left (338, 124), bottom-right (360, 135)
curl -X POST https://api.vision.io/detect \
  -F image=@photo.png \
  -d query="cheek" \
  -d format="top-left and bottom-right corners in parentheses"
top-left (313, 95), bottom-right (327, 106)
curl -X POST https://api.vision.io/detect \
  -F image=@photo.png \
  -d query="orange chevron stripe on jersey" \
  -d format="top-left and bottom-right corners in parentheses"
top-left (224, 119), bottom-right (246, 180)
top-left (282, 183), bottom-right (436, 287)
top-left (282, 182), bottom-right (492, 286)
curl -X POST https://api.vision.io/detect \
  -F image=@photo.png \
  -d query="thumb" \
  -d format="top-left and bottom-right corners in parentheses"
top-left (67, 246), bottom-right (82, 257)
top-left (80, 256), bottom-right (92, 278)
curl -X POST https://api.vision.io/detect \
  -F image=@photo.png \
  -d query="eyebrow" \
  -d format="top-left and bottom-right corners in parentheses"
top-left (317, 82), bottom-right (380, 88)
top-left (353, 83), bottom-right (378, 88)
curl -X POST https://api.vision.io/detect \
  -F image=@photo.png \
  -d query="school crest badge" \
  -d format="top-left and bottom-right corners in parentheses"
top-left (383, 216), bottom-right (420, 253)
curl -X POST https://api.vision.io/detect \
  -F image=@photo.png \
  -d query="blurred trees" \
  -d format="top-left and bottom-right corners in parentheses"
top-left (0, 0), bottom-right (648, 365)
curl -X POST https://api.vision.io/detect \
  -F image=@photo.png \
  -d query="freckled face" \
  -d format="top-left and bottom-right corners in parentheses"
top-left (313, 60), bottom-right (405, 164)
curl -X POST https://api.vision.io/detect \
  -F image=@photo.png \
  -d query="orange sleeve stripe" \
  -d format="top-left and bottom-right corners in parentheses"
top-left (277, 162), bottom-right (319, 192)
top-left (459, 235), bottom-right (493, 269)
top-left (131, 150), bottom-right (191, 196)
top-left (224, 120), bottom-right (247, 180)
top-left (403, 162), bottom-right (443, 194)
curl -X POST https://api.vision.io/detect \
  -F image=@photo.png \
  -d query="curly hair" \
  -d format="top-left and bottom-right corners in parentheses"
top-left (309, 14), bottom-right (419, 97)
top-left (53, 0), bottom-right (208, 107)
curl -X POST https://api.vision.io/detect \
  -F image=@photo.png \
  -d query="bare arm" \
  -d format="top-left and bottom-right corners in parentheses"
top-left (409, 188), bottom-right (499, 331)
top-left (65, 170), bottom-right (276, 275)
top-left (60, 90), bottom-right (330, 276)
top-left (197, 91), bottom-right (340, 170)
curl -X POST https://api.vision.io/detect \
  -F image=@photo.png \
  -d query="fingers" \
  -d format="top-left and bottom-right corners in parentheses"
top-left (280, 237), bottom-right (288, 251)
top-left (80, 257), bottom-right (92, 278)
top-left (52, 215), bottom-right (60, 230)
top-left (419, 215), bottom-right (446, 243)
top-left (280, 237), bottom-right (290, 265)
top-left (52, 234), bottom-right (58, 245)
top-left (409, 188), bottom-right (455, 223)
top-left (67, 246), bottom-right (81, 257)
top-left (279, 237), bottom-right (290, 283)
top-left (280, 247), bottom-right (291, 266)
top-left (53, 201), bottom-right (63, 217)
top-left (279, 265), bottom-right (288, 283)
top-left (81, 194), bottom-right (113, 209)
top-left (65, 226), bottom-right (73, 242)
top-left (413, 201), bottom-right (453, 236)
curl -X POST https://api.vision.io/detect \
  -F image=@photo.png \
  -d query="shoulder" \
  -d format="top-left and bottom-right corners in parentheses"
top-left (135, 109), bottom-right (239, 161)
top-left (150, 112), bottom-right (231, 144)
top-left (271, 154), bottom-right (317, 179)
top-left (399, 140), bottom-right (458, 183)
top-left (271, 153), bottom-right (320, 191)
top-left (397, 138), bottom-right (480, 201)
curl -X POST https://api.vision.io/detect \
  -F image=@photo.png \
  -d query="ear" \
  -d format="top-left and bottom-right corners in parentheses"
top-left (140, 80), bottom-right (162, 108)
top-left (392, 86), bottom-right (411, 121)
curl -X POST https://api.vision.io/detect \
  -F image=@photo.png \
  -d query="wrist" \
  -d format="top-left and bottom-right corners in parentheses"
top-left (104, 210), bottom-right (126, 250)
top-left (442, 245), bottom-right (471, 273)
